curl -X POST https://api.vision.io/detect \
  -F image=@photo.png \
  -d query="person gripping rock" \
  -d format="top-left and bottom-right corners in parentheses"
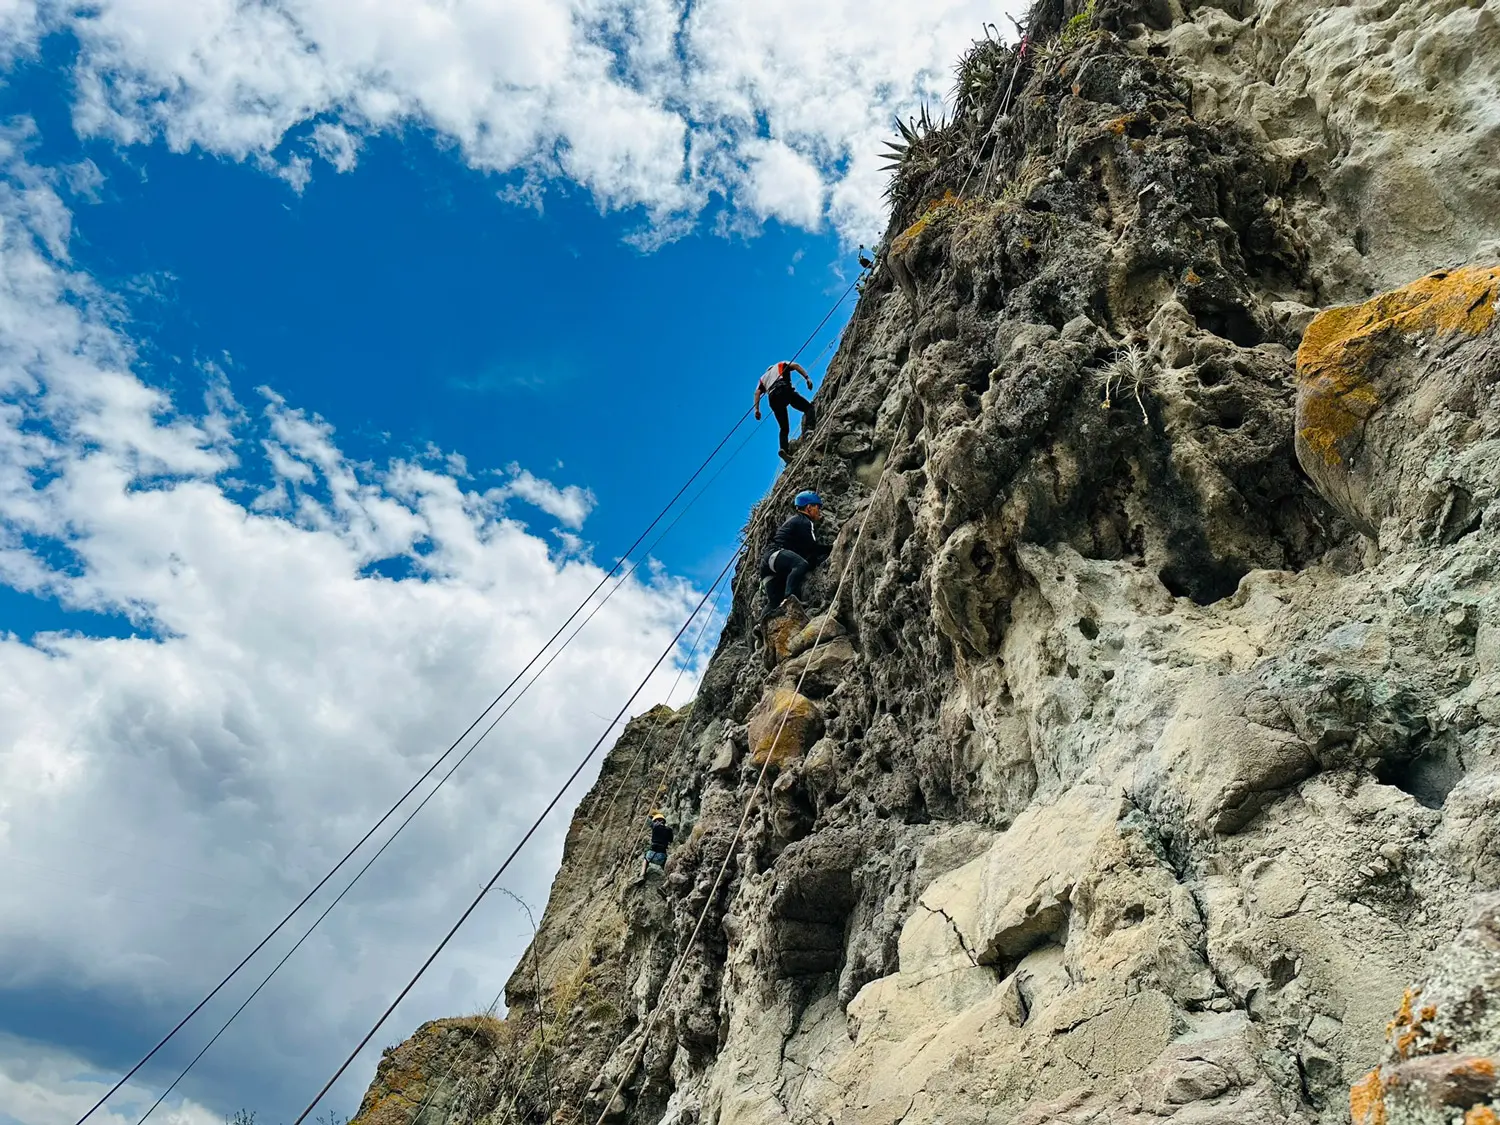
top-left (754, 360), bottom-right (817, 462)
top-left (759, 490), bottom-right (829, 621)
top-left (640, 811), bottom-right (673, 879)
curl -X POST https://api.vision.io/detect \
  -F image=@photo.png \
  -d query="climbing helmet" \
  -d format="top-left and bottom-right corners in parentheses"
top-left (794, 490), bottom-right (822, 510)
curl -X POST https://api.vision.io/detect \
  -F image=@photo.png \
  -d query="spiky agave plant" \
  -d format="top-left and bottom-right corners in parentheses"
top-left (879, 102), bottom-right (949, 173)
top-left (880, 101), bottom-right (965, 207)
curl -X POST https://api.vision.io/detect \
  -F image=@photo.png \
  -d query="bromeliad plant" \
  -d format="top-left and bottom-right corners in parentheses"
top-left (881, 102), bottom-right (963, 208)
top-left (951, 23), bottom-right (1014, 121)
top-left (880, 23), bottom-right (1030, 209)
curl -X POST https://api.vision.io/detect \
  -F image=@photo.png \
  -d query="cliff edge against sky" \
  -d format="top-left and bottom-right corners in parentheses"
top-left (350, 1), bottom-right (1500, 1123)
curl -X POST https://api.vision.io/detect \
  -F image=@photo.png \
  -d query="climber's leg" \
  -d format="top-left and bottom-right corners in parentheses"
top-left (785, 388), bottom-right (816, 435)
top-left (761, 550), bottom-right (790, 617)
top-left (768, 386), bottom-right (793, 457)
top-left (780, 551), bottom-right (812, 603)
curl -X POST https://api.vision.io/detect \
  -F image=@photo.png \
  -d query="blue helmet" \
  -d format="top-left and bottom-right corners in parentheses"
top-left (794, 490), bottom-right (822, 510)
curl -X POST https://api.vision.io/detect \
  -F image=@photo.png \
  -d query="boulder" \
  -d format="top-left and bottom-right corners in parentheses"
top-left (746, 687), bottom-right (823, 768)
top-left (780, 636), bottom-right (856, 697)
top-left (1295, 265), bottom-right (1500, 545)
top-left (762, 599), bottom-right (811, 665)
top-left (784, 613), bottom-right (847, 658)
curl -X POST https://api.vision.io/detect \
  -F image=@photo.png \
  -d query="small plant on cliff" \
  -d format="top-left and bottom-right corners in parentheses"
top-left (881, 102), bottom-right (971, 209)
top-left (879, 103), bottom-right (952, 175)
top-left (951, 25), bottom-right (1013, 119)
top-left (1059, 0), bottom-right (1099, 50)
top-left (1100, 343), bottom-right (1154, 423)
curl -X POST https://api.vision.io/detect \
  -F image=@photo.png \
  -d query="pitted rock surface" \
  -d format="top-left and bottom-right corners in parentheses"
top-left (352, 2), bottom-right (1500, 1124)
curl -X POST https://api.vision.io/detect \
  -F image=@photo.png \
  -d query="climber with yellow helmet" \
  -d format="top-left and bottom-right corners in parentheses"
top-left (640, 810), bottom-right (673, 879)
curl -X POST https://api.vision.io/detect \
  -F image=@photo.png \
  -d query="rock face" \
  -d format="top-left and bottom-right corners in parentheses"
top-left (351, 2), bottom-right (1500, 1125)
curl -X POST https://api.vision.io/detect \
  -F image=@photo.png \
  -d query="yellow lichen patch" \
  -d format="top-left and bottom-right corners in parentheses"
top-left (1351, 1068), bottom-right (1388, 1125)
top-left (1296, 266), bottom-right (1500, 467)
top-left (1467, 1106), bottom-right (1500, 1125)
top-left (1103, 113), bottom-right (1145, 138)
top-left (891, 192), bottom-right (960, 257)
top-left (748, 687), bottom-right (822, 767)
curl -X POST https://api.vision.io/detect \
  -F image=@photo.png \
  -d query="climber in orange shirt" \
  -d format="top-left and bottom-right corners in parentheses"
top-left (754, 360), bottom-right (817, 462)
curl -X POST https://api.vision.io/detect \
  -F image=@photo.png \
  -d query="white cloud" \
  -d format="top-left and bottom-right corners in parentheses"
top-left (309, 122), bottom-right (360, 173)
top-left (492, 463), bottom-right (597, 530)
top-left (0, 0), bottom-right (1027, 242)
top-left (742, 138), bottom-right (825, 230)
top-left (0, 131), bottom-right (715, 1118)
top-left (0, 1036), bottom-right (217, 1125)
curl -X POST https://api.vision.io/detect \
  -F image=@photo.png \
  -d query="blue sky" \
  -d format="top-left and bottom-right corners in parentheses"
top-left (0, 1), bottom-right (1016, 1122)
top-left (0, 35), bottom-right (858, 643)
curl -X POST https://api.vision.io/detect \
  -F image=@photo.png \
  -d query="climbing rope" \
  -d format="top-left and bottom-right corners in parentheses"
top-left (74, 422), bottom-right (764, 1125)
top-left (788, 279), bottom-right (859, 363)
top-left (591, 576), bottom-right (733, 858)
top-left (127, 416), bottom-right (767, 1122)
top-left (82, 273), bottom-right (863, 1125)
top-left (288, 550), bottom-right (743, 1125)
top-left (423, 276), bottom-right (870, 1125)
top-left (398, 888), bottom-right (546, 1125)
top-left (598, 322), bottom-right (851, 858)
top-left (586, 376), bottom-right (918, 1125)
top-left (604, 316), bottom-right (856, 857)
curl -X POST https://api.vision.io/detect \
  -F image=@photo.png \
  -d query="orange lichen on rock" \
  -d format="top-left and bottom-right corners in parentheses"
top-left (1351, 1068), bottom-right (1388, 1125)
top-left (1437, 1056), bottom-right (1500, 1086)
top-left (1388, 988), bottom-right (1419, 1042)
top-left (1296, 265), bottom-right (1500, 467)
top-left (891, 192), bottom-right (960, 257)
top-left (1385, 986), bottom-right (1446, 1059)
top-left (1467, 1106), bottom-right (1500, 1125)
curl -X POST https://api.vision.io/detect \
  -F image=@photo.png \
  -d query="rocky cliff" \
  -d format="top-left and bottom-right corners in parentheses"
top-left (351, 1), bottom-right (1500, 1123)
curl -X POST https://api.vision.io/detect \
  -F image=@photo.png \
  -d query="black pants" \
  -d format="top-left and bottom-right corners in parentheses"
top-left (768, 382), bottom-right (815, 452)
top-left (761, 549), bottom-right (811, 611)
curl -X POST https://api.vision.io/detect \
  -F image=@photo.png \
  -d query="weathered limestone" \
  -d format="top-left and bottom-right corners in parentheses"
top-left (352, 2), bottom-right (1500, 1124)
top-left (1296, 266), bottom-right (1500, 545)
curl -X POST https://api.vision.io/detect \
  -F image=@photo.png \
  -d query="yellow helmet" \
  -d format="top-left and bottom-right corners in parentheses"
top-left (650, 810), bottom-right (665, 822)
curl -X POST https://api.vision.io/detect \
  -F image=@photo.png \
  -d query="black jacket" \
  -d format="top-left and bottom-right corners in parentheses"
top-left (765, 513), bottom-right (829, 566)
top-left (650, 822), bottom-right (674, 851)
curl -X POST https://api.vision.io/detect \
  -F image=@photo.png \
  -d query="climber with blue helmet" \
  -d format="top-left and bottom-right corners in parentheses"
top-left (754, 360), bottom-right (818, 463)
top-left (759, 490), bottom-right (829, 621)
